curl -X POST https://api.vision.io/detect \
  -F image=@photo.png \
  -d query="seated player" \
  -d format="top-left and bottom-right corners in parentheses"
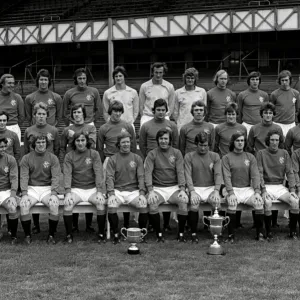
top-left (63, 131), bottom-right (106, 243)
top-left (145, 128), bottom-right (188, 242)
top-left (20, 135), bottom-right (60, 244)
top-left (106, 132), bottom-right (148, 244)
top-left (257, 129), bottom-right (299, 240)
top-left (0, 137), bottom-right (18, 244)
top-left (222, 132), bottom-right (263, 242)
top-left (184, 132), bottom-right (222, 243)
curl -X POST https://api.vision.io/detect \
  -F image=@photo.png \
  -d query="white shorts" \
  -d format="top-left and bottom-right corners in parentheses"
top-left (6, 124), bottom-right (21, 142)
top-left (140, 115), bottom-right (170, 127)
top-left (194, 186), bottom-right (215, 202)
top-left (115, 189), bottom-right (139, 204)
top-left (273, 122), bottom-right (295, 137)
top-left (28, 186), bottom-right (51, 202)
top-left (153, 185), bottom-right (180, 202)
top-left (72, 187), bottom-right (97, 202)
top-left (232, 187), bottom-right (255, 204)
top-left (265, 184), bottom-right (289, 201)
top-left (242, 122), bottom-right (253, 136)
top-left (0, 190), bottom-right (11, 205)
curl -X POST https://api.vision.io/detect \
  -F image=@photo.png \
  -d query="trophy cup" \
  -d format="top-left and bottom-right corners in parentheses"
top-left (203, 206), bottom-right (230, 255)
top-left (121, 227), bottom-right (147, 255)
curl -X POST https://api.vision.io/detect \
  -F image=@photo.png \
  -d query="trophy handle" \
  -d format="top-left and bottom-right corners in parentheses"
top-left (223, 216), bottom-right (230, 229)
top-left (120, 227), bottom-right (127, 239)
top-left (141, 228), bottom-right (148, 238)
top-left (202, 216), bottom-right (210, 227)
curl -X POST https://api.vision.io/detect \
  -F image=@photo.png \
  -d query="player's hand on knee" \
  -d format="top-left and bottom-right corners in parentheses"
top-left (227, 194), bottom-right (237, 206)
top-left (7, 196), bottom-right (17, 207)
top-left (64, 193), bottom-right (73, 206)
top-left (108, 195), bottom-right (118, 206)
top-left (138, 194), bottom-right (147, 207)
top-left (290, 192), bottom-right (299, 201)
top-left (178, 190), bottom-right (188, 204)
top-left (190, 191), bottom-right (201, 206)
top-left (148, 191), bottom-right (158, 205)
top-left (96, 192), bottom-right (106, 205)
top-left (21, 195), bottom-right (30, 207)
top-left (254, 193), bottom-right (263, 206)
top-left (210, 190), bottom-right (221, 207)
top-left (49, 195), bottom-right (59, 206)
top-left (262, 192), bottom-right (273, 203)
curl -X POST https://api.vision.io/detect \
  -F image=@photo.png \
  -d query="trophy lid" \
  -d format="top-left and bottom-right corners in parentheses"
top-left (126, 227), bottom-right (142, 232)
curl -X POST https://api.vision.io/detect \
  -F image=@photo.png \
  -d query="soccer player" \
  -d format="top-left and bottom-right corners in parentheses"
top-left (106, 132), bottom-right (148, 244)
top-left (184, 132), bottom-right (222, 243)
top-left (0, 74), bottom-right (24, 141)
top-left (63, 68), bottom-right (101, 126)
top-left (237, 71), bottom-right (269, 134)
top-left (206, 70), bottom-right (236, 127)
top-left (0, 137), bottom-right (19, 244)
top-left (103, 66), bottom-right (139, 127)
top-left (285, 113), bottom-right (300, 156)
top-left (139, 62), bottom-right (175, 127)
top-left (145, 128), bottom-right (188, 242)
top-left (222, 132), bottom-right (263, 242)
top-left (24, 69), bottom-right (63, 126)
top-left (173, 67), bottom-right (207, 131)
top-left (179, 100), bottom-right (214, 156)
top-left (257, 129), bottom-right (299, 240)
top-left (60, 103), bottom-right (96, 233)
top-left (270, 70), bottom-right (300, 137)
top-left (63, 132), bottom-right (106, 243)
top-left (19, 135), bottom-right (60, 244)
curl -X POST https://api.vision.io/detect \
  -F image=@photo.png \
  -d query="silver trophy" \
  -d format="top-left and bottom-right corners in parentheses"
top-left (121, 227), bottom-right (147, 255)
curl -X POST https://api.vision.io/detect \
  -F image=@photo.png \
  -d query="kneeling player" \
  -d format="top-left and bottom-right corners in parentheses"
top-left (106, 132), bottom-right (148, 244)
top-left (257, 129), bottom-right (299, 240)
top-left (145, 128), bottom-right (188, 242)
top-left (222, 132), bottom-right (263, 242)
top-left (0, 137), bottom-right (18, 244)
top-left (184, 132), bottom-right (222, 243)
top-left (20, 135), bottom-right (60, 244)
top-left (63, 131), bottom-right (106, 243)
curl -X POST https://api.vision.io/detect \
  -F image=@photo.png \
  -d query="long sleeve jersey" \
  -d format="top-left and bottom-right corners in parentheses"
top-left (285, 125), bottom-right (300, 156)
top-left (237, 88), bottom-right (269, 124)
top-left (0, 153), bottom-right (18, 196)
top-left (257, 148), bottom-right (295, 193)
top-left (24, 90), bottom-right (63, 126)
top-left (20, 150), bottom-right (60, 195)
top-left (139, 118), bottom-right (178, 158)
top-left (97, 119), bottom-right (136, 161)
top-left (0, 128), bottom-right (20, 163)
top-left (184, 150), bottom-right (222, 192)
top-left (179, 120), bottom-right (215, 156)
top-left (64, 148), bottom-right (104, 193)
top-left (63, 86), bottom-right (102, 125)
top-left (106, 151), bottom-right (146, 196)
top-left (0, 90), bottom-right (24, 125)
top-left (270, 87), bottom-right (300, 124)
top-left (292, 148), bottom-right (300, 189)
top-left (144, 147), bottom-right (185, 190)
top-left (222, 151), bottom-right (260, 195)
top-left (206, 87), bottom-right (236, 124)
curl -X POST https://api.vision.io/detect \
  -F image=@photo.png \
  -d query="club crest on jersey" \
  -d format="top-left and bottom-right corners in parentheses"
top-left (244, 159), bottom-right (250, 166)
top-left (43, 161), bottom-right (50, 169)
top-left (48, 98), bottom-right (54, 105)
top-left (209, 162), bottom-right (213, 170)
top-left (121, 128), bottom-right (127, 133)
top-left (292, 97), bottom-right (296, 104)
top-left (279, 157), bottom-right (284, 164)
top-left (85, 158), bottom-right (92, 165)
top-left (86, 94), bottom-right (92, 101)
top-left (47, 133), bottom-right (53, 141)
top-left (226, 96), bottom-right (231, 102)
top-left (11, 99), bottom-right (16, 106)
top-left (259, 97), bottom-right (264, 103)
top-left (169, 155), bottom-right (175, 163)
top-left (129, 161), bottom-right (136, 168)
top-left (6, 138), bottom-right (12, 146)
top-left (3, 166), bottom-right (9, 173)
top-left (204, 129), bottom-right (210, 135)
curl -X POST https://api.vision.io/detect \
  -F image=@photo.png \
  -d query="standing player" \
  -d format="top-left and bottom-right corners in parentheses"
top-left (285, 113), bottom-right (300, 156)
top-left (139, 62), bottom-right (175, 127)
top-left (184, 132), bottom-right (222, 242)
top-left (24, 69), bottom-right (63, 126)
top-left (19, 135), bottom-right (60, 244)
top-left (206, 70), bottom-right (236, 127)
top-left (63, 68), bottom-right (101, 126)
top-left (106, 132), bottom-right (148, 244)
top-left (103, 66), bottom-right (139, 127)
top-left (0, 74), bottom-right (24, 141)
top-left (237, 71), bottom-right (269, 134)
top-left (173, 67), bottom-right (207, 131)
top-left (257, 129), bottom-right (299, 240)
top-left (145, 128), bottom-right (188, 242)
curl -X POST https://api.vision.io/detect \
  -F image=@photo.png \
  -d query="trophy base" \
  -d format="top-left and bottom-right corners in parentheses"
top-left (128, 244), bottom-right (140, 255)
top-left (207, 243), bottom-right (226, 255)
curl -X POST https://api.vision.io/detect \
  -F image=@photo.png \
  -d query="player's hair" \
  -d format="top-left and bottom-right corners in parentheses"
top-left (277, 70), bottom-right (292, 85)
top-left (190, 100), bottom-right (206, 116)
top-left (194, 132), bottom-right (208, 145)
top-left (0, 137), bottom-right (8, 145)
top-left (0, 110), bottom-right (9, 122)
top-left (265, 128), bottom-right (284, 147)
top-left (229, 132), bottom-right (247, 152)
top-left (31, 134), bottom-right (50, 149)
top-left (71, 103), bottom-right (87, 120)
top-left (183, 67), bottom-right (198, 85)
top-left (151, 62), bottom-right (168, 75)
top-left (36, 69), bottom-right (51, 88)
top-left (225, 102), bottom-right (238, 115)
top-left (260, 102), bottom-right (276, 118)
top-left (112, 66), bottom-right (128, 80)
top-left (213, 69), bottom-right (228, 86)
top-left (152, 98), bottom-right (168, 114)
top-left (0, 74), bottom-right (14, 89)
top-left (73, 68), bottom-right (88, 85)
top-left (108, 100), bottom-right (124, 115)
top-left (116, 131), bottom-right (132, 149)
top-left (247, 71), bottom-right (262, 86)
top-left (33, 102), bottom-right (49, 117)
top-left (156, 128), bottom-right (173, 146)
top-left (71, 131), bottom-right (92, 150)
